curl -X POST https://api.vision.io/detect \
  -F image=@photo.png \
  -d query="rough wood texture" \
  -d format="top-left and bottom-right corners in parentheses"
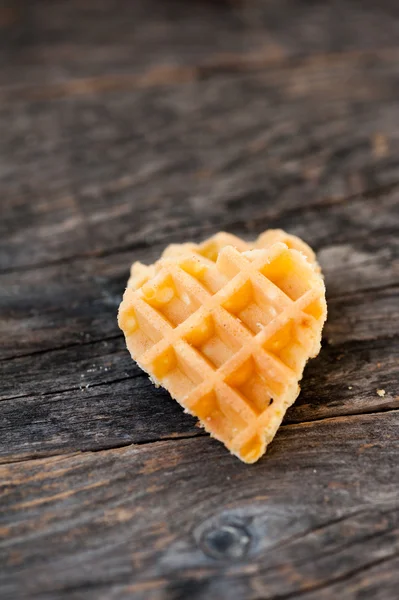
top-left (2, 0), bottom-right (399, 90)
top-left (1, 412), bottom-right (399, 600)
top-left (2, 52), bottom-right (399, 270)
top-left (1, 1), bottom-right (399, 598)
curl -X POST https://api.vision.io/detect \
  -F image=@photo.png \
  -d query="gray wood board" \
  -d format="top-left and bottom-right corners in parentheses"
top-left (1, 411), bottom-right (398, 600)
top-left (2, 0), bottom-right (399, 89)
top-left (1, 1), bottom-right (399, 598)
top-left (2, 52), bottom-right (399, 270)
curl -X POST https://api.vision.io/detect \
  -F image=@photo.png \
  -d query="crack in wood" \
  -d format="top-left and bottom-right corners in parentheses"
top-left (0, 373), bottom-right (144, 403)
top-left (0, 408), bottom-right (397, 467)
top-left (0, 333), bottom-right (124, 363)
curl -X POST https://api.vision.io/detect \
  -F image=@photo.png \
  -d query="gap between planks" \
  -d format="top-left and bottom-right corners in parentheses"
top-left (1, 407), bottom-right (398, 468)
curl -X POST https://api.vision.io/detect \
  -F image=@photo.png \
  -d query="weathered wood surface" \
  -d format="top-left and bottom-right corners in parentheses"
top-left (2, 51), bottom-right (399, 270)
top-left (2, 0), bottom-right (399, 91)
top-left (1, 412), bottom-right (399, 600)
top-left (1, 1), bottom-right (399, 599)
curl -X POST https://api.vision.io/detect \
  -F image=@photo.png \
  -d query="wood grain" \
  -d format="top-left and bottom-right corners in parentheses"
top-left (2, 1), bottom-right (399, 598)
top-left (2, 51), bottom-right (399, 271)
top-left (1, 411), bottom-right (398, 600)
top-left (2, 0), bottom-right (399, 91)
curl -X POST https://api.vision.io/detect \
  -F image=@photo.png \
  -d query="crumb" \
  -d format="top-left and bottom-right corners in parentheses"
top-left (348, 386), bottom-right (352, 390)
top-left (377, 389), bottom-right (386, 397)
top-left (377, 362), bottom-right (381, 368)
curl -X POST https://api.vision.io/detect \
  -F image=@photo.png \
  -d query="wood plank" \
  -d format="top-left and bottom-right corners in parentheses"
top-left (1, 187), bottom-right (398, 460)
top-left (1, 190), bottom-right (397, 358)
top-left (0, 379), bottom-right (200, 464)
top-left (1, 411), bottom-right (398, 600)
top-left (0, 336), bottom-right (397, 463)
top-left (0, 336), bottom-right (129, 400)
top-left (2, 0), bottom-right (399, 91)
top-left (296, 555), bottom-right (399, 600)
top-left (2, 52), bottom-right (399, 270)
top-left (325, 286), bottom-right (399, 345)
top-left (2, 2), bottom-right (398, 598)
top-left (293, 337), bottom-right (399, 423)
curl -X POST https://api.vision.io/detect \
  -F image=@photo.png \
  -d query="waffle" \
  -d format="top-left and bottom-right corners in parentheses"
top-left (119, 237), bottom-right (327, 463)
top-left (128, 229), bottom-right (319, 290)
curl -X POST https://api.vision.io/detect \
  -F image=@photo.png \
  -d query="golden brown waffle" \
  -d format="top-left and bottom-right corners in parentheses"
top-left (119, 238), bottom-right (326, 463)
top-left (128, 229), bottom-right (319, 290)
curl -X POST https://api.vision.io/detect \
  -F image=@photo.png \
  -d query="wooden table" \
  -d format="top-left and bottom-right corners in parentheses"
top-left (1, 2), bottom-right (399, 598)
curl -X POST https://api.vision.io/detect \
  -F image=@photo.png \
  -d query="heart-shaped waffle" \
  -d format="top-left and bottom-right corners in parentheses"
top-left (118, 232), bottom-right (326, 463)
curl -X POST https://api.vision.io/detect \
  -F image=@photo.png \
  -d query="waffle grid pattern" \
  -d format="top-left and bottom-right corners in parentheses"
top-left (128, 229), bottom-right (319, 290)
top-left (119, 241), bottom-right (326, 463)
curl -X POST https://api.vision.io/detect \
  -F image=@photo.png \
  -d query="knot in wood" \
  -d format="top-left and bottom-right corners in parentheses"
top-left (199, 522), bottom-right (251, 560)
